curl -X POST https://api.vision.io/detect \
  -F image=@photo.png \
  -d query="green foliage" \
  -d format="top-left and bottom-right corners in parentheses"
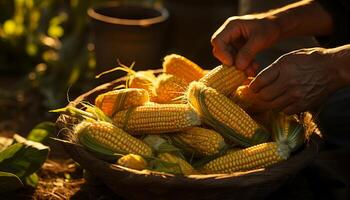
top-left (27, 121), bottom-right (55, 143)
top-left (0, 134), bottom-right (49, 178)
top-left (0, 171), bottom-right (23, 193)
top-left (0, 134), bottom-right (50, 193)
top-left (0, 0), bottom-right (96, 108)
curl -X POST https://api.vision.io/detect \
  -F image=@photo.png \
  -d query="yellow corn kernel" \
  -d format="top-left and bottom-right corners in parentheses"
top-left (74, 121), bottom-right (152, 157)
top-left (112, 104), bottom-right (201, 134)
top-left (95, 88), bottom-right (149, 117)
top-left (154, 73), bottom-right (187, 104)
top-left (201, 142), bottom-right (290, 174)
top-left (157, 152), bottom-right (197, 175)
top-left (172, 127), bottom-right (226, 156)
top-left (117, 154), bottom-right (148, 170)
top-left (163, 54), bottom-right (205, 83)
top-left (200, 65), bottom-right (246, 96)
top-left (128, 70), bottom-right (157, 99)
top-left (187, 82), bottom-right (269, 147)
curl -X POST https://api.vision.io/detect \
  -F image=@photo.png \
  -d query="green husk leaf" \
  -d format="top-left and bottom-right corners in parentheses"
top-left (271, 112), bottom-right (305, 152)
top-left (82, 103), bottom-right (113, 123)
top-left (149, 158), bottom-right (182, 174)
top-left (143, 135), bottom-right (181, 154)
top-left (78, 130), bottom-right (123, 160)
top-left (50, 106), bottom-right (96, 120)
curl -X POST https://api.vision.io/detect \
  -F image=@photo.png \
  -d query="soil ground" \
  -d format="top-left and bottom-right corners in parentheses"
top-left (0, 75), bottom-right (123, 199)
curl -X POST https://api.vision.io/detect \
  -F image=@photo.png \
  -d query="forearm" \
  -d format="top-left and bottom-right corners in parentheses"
top-left (326, 44), bottom-right (350, 87)
top-left (267, 0), bottom-right (333, 39)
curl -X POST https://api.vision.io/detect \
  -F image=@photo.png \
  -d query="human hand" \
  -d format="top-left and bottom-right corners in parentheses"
top-left (211, 15), bottom-right (281, 76)
top-left (248, 47), bottom-right (347, 114)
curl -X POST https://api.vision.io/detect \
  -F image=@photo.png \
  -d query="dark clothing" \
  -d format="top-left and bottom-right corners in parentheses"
top-left (314, 0), bottom-right (350, 148)
top-left (317, 0), bottom-right (350, 47)
top-left (313, 2), bottom-right (350, 200)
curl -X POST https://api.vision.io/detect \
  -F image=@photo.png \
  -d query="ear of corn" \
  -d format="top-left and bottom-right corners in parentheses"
top-left (74, 121), bottom-right (153, 157)
top-left (157, 152), bottom-right (197, 175)
top-left (117, 154), bottom-right (148, 170)
top-left (171, 127), bottom-right (226, 156)
top-left (154, 73), bottom-right (188, 104)
top-left (128, 70), bottom-right (157, 99)
top-left (187, 82), bottom-right (270, 147)
top-left (201, 142), bottom-right (290, 174)
top-left (271, 112), bottom-right (305, 152)
top-left (200, 65), bottom-right (246, 96)
top-left (112, 104), bottom-right (201, 134)
top-left (163, 54), bottom-right (205, 83)
top-left (95, 88), bottom-right (149, 117)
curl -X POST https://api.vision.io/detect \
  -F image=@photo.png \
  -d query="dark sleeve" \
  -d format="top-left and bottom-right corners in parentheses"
top-left (316, 0), bottom-right (350, 47)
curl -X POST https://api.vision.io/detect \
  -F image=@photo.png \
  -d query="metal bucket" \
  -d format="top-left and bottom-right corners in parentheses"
top-left (88, 2), bottom-right (169, 74)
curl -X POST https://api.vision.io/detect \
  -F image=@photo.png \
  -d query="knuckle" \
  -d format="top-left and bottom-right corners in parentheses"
top-left (211, 36), bottom-right (219, 45)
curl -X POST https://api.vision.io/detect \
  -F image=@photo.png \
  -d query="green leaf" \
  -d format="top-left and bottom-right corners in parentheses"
top-left (27, 122), bottom-right (55, 143)
top-left (0, 171), bottom-right (23, 193)
top-left (0, 135), bottom-right (49, 178)
top-left (25, 173), bottom-right (39, 188)
top-left (0, 143), bottom-right (23, 163)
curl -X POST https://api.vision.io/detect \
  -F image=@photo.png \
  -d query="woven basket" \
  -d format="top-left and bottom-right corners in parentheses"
top-left (56, 75), bottom-right (323, 200)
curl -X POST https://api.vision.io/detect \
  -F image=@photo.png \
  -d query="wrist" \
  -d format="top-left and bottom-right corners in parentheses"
top-left (264, 0), bottom-right (312, 40)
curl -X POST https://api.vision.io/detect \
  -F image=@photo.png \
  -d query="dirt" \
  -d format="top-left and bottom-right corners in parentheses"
top-left (0, 75), bottom-right (123, 200)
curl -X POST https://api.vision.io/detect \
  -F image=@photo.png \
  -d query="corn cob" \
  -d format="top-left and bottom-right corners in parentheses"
top-left (117, 154), bottom-right (148, 170)
top-left (154, 73), bottom-right (188, 104)
top-left (231, 85), bottom-right (254, 111)
top-left (74, 121), bottom-right (152, 157)
top-left (95, 88), bottom-right (149, 117)
top-left (171, 127), bottom-right (226, 156)
top-left (112, 104), bottom-right (201, 134)
top-left (271, 112), bottom-right (305, 152)
top-left (163, 54), bottom-right (205, 83)
top-left (186, 81), bottom-right (270, 147)
top-left (231, 85), bottom-right (269, 114)
top-left (200, 65), bottom-right (246, 96)
top-left (157, 152), bottom-right (197, 175)
top-left (128, 70), bottom-right (157, 99)
top-left (201, 142), bottom-right (290, 174)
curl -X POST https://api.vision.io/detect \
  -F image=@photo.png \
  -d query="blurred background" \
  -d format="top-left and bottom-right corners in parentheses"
top-left (1, 0), bottom-right (319, 199)
top-left (0, 0), bottom-right (238, 135)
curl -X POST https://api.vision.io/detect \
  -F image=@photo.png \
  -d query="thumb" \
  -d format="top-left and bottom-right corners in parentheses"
top-left (235, 36), bottom-right (265, 70)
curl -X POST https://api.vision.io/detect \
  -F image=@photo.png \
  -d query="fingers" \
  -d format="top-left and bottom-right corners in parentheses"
top-left (212, 40), bottom-right (234, 66)
top-left (235, 36), bottom-right (266, 70)
top-left (249, 64), bottom-right (280, 93)
top-left (244, 61), bottom-right (259, 77)
top-left (256, 77), bottom-right (287, 101)
top-left (249, 91), bottom-right (293, 113)
top-left (211, 23), bottom-right (241, 66)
